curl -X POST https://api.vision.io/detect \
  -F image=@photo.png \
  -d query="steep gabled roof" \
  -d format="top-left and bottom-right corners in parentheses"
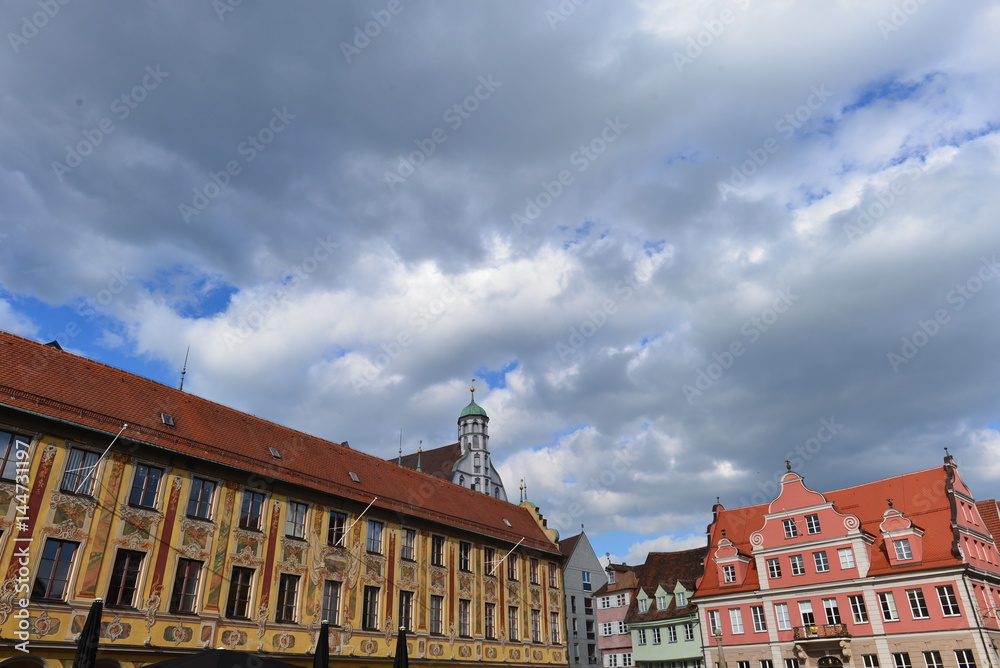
top-left (559, 533), bottom-right (583, 557)
top-left (396, 442), bottom-right (462, 480)
top-left (625, 548), bottom-right (706, 622)
top-left (0, 331), bottom-right (560, 555)
top-left (697, 465), bottom-right (969, 596)
top-left (594, 563), bottom-right (638, 597)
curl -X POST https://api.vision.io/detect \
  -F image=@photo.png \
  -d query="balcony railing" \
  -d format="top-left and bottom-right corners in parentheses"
top-left (792, 624), bottom-right (850, 640)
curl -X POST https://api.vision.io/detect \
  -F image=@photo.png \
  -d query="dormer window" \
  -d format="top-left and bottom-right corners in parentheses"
top-left (675, 591), bottom-right (687, 607)
top-left (783, 518), bottom-right (799, 538)
top-left (893, 538), bottom-right (913, 560)
top-left (638, 599), bottom-right (649, 613)
top-left (607, 570), bottom-right (616, 584)
top-left (657, 595), bottom-right (667, 609)
top-left (722, 565), bottom-right (736, 583)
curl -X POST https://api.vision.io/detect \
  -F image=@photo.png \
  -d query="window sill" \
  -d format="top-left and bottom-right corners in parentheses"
top-left (186, 514), bottom-right (214, 522)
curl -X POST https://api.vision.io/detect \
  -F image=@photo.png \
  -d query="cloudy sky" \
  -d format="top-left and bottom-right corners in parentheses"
top-left (3, 1), bottom-right (1000, 564)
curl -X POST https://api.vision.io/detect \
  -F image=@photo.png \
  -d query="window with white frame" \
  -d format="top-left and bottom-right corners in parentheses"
top-left (849, 594), bottom-right (869, 623)
top-left (600, 596), bottom-right (612, 609)
top-left (723, 565), bottom-right (736, 583)
top-left (893, 538), bottom-right (913, 560)
top-left (863, 656), bottom-right (880, 668)
top-left (651, 628), bottom-right (661, 644)
top-left (823, 598), bottom-right (841, 624)
top-left (774, 603), bottom-right (791, 631)
top-left (617, 621), bottom-right (628, 635)
top-left (667, 626), bottom-right (677, 643)
top-left (907, 588), bottom-right (930, 619)
top-left (954, 650), bottom-right (977, 668)
top-left (922, 651), bottom-right (943, 668)
top-left (761, 661), bottom-right (773, 668)
top-left (582, 571), bottom-right (592, 590)
top-left (798, 600), bottom-right (815, 626)
top-left (879, 591), bottom-right (900, 621)
top-left (813, 551), bottom-right (830, 573)
top-left (607, 655), bottom-right (618, 667)
top-left (622, 654), bottom-right (633, 667)
top-left (708, 610), bottom-right (721, 634)
top-left (285, 501), bottom-right (307, 539)
top-left (751, 605), bottom-right (766, 632)
top-left (657, 594), bottom-right (668, 609)
top-left (683, 623), bottom-right (694, 641)
top-left (893, 653), bottom-right (912, 668)
top-left (937, 585), bottom-right (961, 616)
top-left (783, 518), bottom-right (799, 538)
top-left (637, 629), bottom-right (647, 645)
top-left (675, 591), bottom-right (687, 607)
top-left (789, 554), bottom-right (805, 576)
top-left (61, 447), bottom-right (100, 496)
top-left (638, 598), bottom-right (649, 613)
top-left (805, 514), bottom-right (821, 534)
top-left (838, 547), bottom-right (856, 569)
top-left (616, 593), bottom-right (628, 607)
top-left (729, 608), bottom-right (744, 634)
top-left (767, 558), bottom-right (782, 579)
top-left (600, 622), bottom-right (613, 636)
top-left (784, 660), bottom-right (799, 668)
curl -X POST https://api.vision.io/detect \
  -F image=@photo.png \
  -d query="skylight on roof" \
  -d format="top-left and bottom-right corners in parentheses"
top-left (502, 518), bottom-right (511, 526)
top-left (269, 447), bottom-right (281, 459)
top-left (349, 472), bottom-right (360, 483)
top-left (161, 413), bottom-right (175, 426)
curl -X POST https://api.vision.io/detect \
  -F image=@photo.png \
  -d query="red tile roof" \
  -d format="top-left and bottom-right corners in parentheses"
top-left (625, 548), bottom-right (706, 621)
top-left (977, 499), bottom-right (1000, 542)
top-left (698, 465), bottom-right (967, 596)
top-left (0, 331), bottom-right (559, 554)
top-left (558, 533), bottom-right (582, 557)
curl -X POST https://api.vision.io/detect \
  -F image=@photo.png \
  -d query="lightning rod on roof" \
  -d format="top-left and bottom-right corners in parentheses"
top-left (178, 346), bottom-right (190, 391)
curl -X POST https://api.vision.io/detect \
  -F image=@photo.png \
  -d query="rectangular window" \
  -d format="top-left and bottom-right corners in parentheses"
top-left (327, 511), bottom-right (347, 547)
top-left (667, 626), bottom-right (677, 643)
top-left (879, 591), bottom-right (900, 621)
top-left (738, 662), bottom-right (750, 668)
top-left (0, 431), bottom-right (29, 481)
top-left (507, 552), bottom-right (520, 580)
top-left (774, 603), bottom-right (791, 630)
top-left (508, 605), bottom-right (520, 640)
top-left (767, 558), bottom-right (782, 579)
top-left (367, 520), bottom-right (384, 554)
top-left (838, 547), bottom-right (856, 569)
top-left (783, 518), bottom-right (799, 538)
top-left (400, 528), bottom-right (416, 560)
top-left (955, 650), bottom-right (977, 668)
top-left (785, 660), bottom-right (800, 668)
top-left (863, 655), bottom-right (880, 668)
top-left (61, 447), bottom-right (100, 495)
top-left (362, 586), bottom-right (380, 630)
top-left (893, 653), bottom-right (912, 668)
top-left (723, 565), bottom-right (736, 583)
top-left (107, 550), bottom-right (144, 607)
top-left (608, 656), bottom-right (618, 668)
top-left (485, 602), bottom-right (496, 639)
top-left (460, 542), bottom-right (472, 571)
top-left (751, 605), bottom-right (767, 632)
top-left (601, 622), bottom-right (613, 636)
top-left (582, 571), bottom-right (592, 590)
top-left (531, 609), bottom-right (542, 642)
top-left (813, 551), bottom-right (830, 573)
top-left (32, 539), bottom-right (78, 600)
top-left (226, 567), bottom-right (254, 618)
top-left (460, 599), bottom-right (472, 637)
top-left (798, 600), bottom-right (815, 626)
top-left (651, 628), bottom-right (661, 644)
top-left (617, 620), bottom-right (628, 635)
top-left (637, 629), bottom-right (647, 645)
top-left (729, 608), bottom-right (744, 634)
top-left (823, 598), bottom-right (841, 624)
top-left (239, 491), bottom-right (265, 530)
top-left (530, 557), bottom-right (540, 584)
top-left (276, 574), bottom-right (299, 622)
top-left (708, 609), bottom-right (721, 634)
top-left (484, 547), bottom-right (496, 574)
top-left (923, 651), bottom-right (943, 668)
top-left (761, 662), bottom-right (774, 668)
top-left (937, 584), bottom-right (961, 616)
top-left (805, 513), bottom-right (821, 534)
top-left (790, 554), bottom-right (805, 576)
top-left (639, 598), bottom-right (649, 613)
top-left (849, 594), bottom-right (869, 623)
top-left (129, 464), bottom-right (162, 508)
top-left (187, 477), bottom-right (216, 519)
top-left (675, 591), bottom-right (687, 607)
top-left (286, 501), bottom-right (307, 539)
top-left (894, 538), bottom-right (913, 560)
top-left (683, 623), bottom-right (694, 641)
top-left (324, 580), bottom-right (342, 625)
top-left (551, 612), bottom-right (561, 644)
top-left (397, 590), bottom-right (413, 631)
top-left (430, 595), bottom-right (444, 634)
top-left (170, 559), bottom-right (202, 613)
top-left (431, 535), bottom-right (445, 566)
top-left (623, 653), bottom-right (633, 667)
top-left (548, 562), bottom-right (559, 587)
top-left (616, 593), bottom-right (628, 607)
top-left (907, 588), bottom-right (930, 619)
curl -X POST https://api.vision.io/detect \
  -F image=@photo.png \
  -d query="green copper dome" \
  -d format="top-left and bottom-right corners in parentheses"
top-left (460, 399), bottom-right (488, 418)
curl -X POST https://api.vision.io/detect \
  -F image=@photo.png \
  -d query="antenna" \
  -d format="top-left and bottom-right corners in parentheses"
top-left (178, 346), bottom-right (190, 391)
top-left (398, 429), bottom-right (402, 465)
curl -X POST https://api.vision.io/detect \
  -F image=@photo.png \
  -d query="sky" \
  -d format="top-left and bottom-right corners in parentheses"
top-left (2, 1), bottom-right (1000, 566)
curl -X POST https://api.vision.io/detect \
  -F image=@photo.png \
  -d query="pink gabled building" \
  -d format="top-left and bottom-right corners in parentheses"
top-left (596, 564), bottom-right (640, 668)
top-left (694, 455), bottom-right (1000, 668)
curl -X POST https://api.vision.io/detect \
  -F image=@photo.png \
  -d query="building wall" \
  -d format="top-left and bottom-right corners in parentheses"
top-left (0, 416), bottom-right (566, 667)
top-left (563, 534), bottom-right (607, 668)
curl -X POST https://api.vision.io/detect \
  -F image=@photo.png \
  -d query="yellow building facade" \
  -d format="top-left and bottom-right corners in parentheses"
top-left (0, 332), bottom-right (566, 668)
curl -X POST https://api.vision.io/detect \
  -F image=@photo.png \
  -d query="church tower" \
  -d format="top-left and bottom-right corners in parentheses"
top-left (454, 386), bottom-right (507, 501)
